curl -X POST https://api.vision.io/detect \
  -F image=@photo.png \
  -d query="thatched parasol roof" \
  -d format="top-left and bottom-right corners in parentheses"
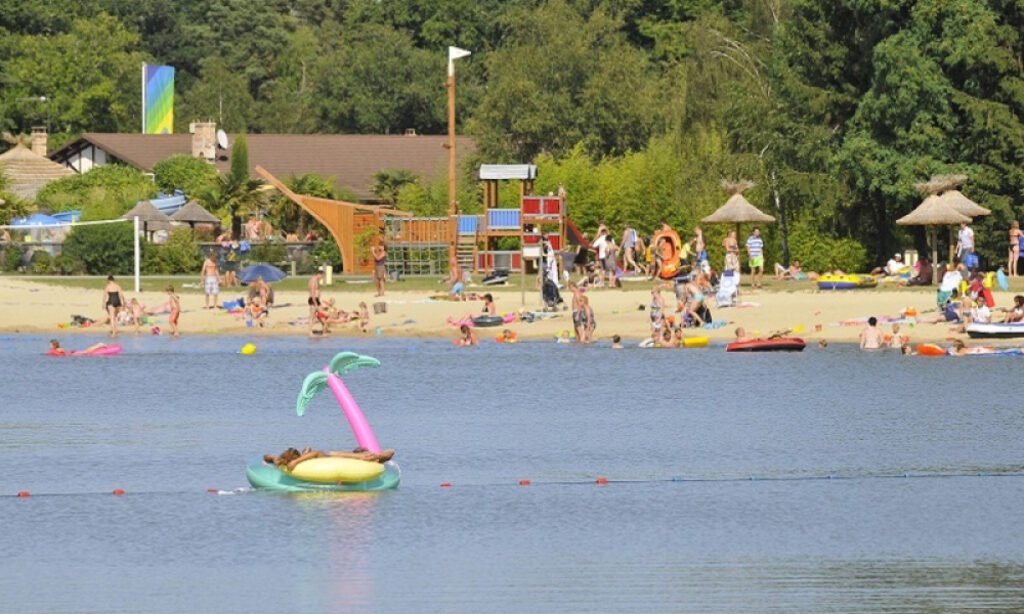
top-left (122, 199), bottom-right (172, 231)
top-left (169, 200), bottom-right (220, 225)
top-left (0, 143), bottom-right (74, 201)
top-left (702, 179), bottom-right (775, 225)
top-left (702, 194), bottom-right (776, 224)
top-left (896, 194), bottom-right (970, 226)
top-left (938, 189), bottom-right (990, 217)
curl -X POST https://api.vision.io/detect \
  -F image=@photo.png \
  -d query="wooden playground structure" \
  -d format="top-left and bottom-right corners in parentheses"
top-left (258, 164), bottom-right (571, 277)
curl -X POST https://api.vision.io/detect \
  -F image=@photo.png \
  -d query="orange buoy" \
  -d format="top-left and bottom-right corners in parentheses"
top-left (112, 488), bottom-right (125, 496)
top-left (595, 477), bottom-right (609, 485)
top-left (518, 479), bottom-right (531, 486)
top-left (440, 482), bottom-right (452, 488)
top-left (16, 491), bottom-right (30, 498)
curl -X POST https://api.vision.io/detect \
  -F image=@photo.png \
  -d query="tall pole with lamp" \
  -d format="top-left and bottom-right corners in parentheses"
top-left (446, 46), bottom-right (471, 269)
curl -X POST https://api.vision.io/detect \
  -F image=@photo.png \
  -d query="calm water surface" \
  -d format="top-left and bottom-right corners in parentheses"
top-left (2, 334), bottom-right (1023, 612)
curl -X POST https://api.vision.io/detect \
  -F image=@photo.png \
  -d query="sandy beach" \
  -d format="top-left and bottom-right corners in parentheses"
top-left (1, 276), bottom-right (1013, 345)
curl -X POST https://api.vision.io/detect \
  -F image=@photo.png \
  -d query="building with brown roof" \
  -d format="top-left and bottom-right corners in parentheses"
top-left (0, 133), bottom-right (74, 201)
top-left (49, 124), bottom-right (476, 202)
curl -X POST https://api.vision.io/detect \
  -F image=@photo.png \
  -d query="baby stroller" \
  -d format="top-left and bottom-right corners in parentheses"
top-left (542, 277), bottom-right (566, 311)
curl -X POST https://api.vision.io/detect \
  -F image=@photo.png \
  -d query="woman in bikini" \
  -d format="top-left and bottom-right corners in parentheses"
top-left (102, 275), bottom-right (126, 338)
top-left (1009, 221), bottom-right (1023, 277)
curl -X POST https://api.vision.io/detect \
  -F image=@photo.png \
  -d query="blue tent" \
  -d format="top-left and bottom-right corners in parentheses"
top-left (12, 213), bottom-right (61, 227)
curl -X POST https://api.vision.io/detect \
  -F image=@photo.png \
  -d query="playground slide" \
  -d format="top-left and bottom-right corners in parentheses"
top-left (565, 218), bottom-right (591, 249)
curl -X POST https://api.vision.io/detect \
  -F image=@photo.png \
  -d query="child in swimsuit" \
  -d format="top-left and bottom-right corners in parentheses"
top-left (166, 286), bottom-right (181, 337)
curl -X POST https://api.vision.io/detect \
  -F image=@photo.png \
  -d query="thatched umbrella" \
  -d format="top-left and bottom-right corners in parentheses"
top-left (702, 180), bottom-right (776, 241)
top-left (896, 193), bottom-right (970, 279)
top-left (169, 199), bottom-right (220, 233)
top-left (122, 199), bottom-right (172, 239)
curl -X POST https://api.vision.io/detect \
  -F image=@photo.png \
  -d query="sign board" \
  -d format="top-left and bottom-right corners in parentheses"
top-left (522, 245), bottom-right (541, 259)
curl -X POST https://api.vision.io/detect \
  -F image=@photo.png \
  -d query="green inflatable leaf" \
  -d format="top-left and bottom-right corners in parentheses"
top-left (328, 352), bottom-right (380, 376)
top-left (296, 371), bottom-right (329, 416)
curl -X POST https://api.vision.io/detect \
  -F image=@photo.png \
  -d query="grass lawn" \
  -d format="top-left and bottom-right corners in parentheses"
top-left (8, 271), bottom-right (1023, 295)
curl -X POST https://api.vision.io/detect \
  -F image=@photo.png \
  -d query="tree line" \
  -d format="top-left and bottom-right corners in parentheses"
top-left (1, 0), bottom-right (1022, 271)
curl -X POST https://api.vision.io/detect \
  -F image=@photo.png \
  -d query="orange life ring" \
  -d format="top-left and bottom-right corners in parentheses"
top-left (653, 230), bottom-right (682, 279)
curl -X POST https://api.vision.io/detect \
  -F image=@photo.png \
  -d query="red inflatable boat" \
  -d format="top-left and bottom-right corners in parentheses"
top-left (726, 337), bottom-right (806, 352)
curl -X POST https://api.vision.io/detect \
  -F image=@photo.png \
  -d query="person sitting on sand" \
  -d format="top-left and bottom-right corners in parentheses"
top-left (263, 447), bottom-right (396, 471)
top-left (859, 316), bottom-right (884, 350)
top-left (1004, 295), bottom-right (1024, 323)
top-left (455, 324), bottom-right (478, 346)
top-left (246, 297), bottom-right (268, 328)
top-left (871, 253), bottom-right (907, 276)
top-left (774, 260), bottom-right (804, 280)
top-left (48, 339), bottom-right (108, 356)
top-left (906, 258), bottom-right (933, 286)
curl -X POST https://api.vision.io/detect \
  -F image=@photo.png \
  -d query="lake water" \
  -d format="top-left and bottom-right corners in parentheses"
top-left (2, 335), bottom-right (1023, 613)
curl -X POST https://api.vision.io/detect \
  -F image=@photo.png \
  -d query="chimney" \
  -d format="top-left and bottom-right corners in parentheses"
top-left (30, 126), bottom-right (48, 157)
top-left (189, 121), bottom-right (216, 161)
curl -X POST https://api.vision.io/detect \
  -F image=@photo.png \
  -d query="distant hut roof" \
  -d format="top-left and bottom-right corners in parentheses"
top-left (169, 200), bottom-right (220, 225)
top-left (122, 199), bottom-right (172, 231)
top-left (0, 144), bottom-right (74, 201)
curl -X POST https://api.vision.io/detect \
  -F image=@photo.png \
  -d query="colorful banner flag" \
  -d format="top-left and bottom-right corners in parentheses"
top-left (142, 64), bottom-right (174, 134)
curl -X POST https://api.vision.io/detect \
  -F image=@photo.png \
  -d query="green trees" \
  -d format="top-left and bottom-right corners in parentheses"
top-left (0, 14), bottom-right (145, 134)
top-left (198, 134), bottom-right (265, 238)
top-left (470, 0), bottom-right (662, 161)
top-left (151, 155), bottom-right (218, 196)
top-left (34, 165), bottom-right (157, 220)
top-left (0, 0), bottom-right (1021, 270)
top-left (62, 222), bottom-right (136, 275)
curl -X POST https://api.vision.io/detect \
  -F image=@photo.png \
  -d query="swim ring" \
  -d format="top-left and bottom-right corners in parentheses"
top-left (816, 274), bottom-right (877, 290)
top-left (246, 351), bottom-right (400, 493)
top-left (473, 314), bottom-right (504, 327)
top-left (652, 229), bottom-right (683, 280)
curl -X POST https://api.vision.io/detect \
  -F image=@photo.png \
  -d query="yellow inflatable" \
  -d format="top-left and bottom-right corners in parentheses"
top-left (286, 457), bottom-right (386, 484)
top-left (682, 336), bottom-right (709, 348)
top-left (817, 274), bottom-right (877, 290)
top-left (240, 343), bottom-right (257, 355)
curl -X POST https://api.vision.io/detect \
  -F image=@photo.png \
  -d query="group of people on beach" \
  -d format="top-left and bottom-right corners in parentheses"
top-left (101, 275), bottom-right (180, 338)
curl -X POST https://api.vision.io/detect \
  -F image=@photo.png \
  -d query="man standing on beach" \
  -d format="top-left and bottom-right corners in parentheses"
top-left (745, 228), bottom-right (764, 288)
top-left (200, 251), bottom-right (220, 309)
top-left (955, 221), bottom-right (974, 262)
top-left (308, 270), bottom-right (324, 333)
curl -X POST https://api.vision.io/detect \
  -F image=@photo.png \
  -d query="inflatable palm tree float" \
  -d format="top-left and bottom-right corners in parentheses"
top-left (247, 352), bottom-right (400, 492)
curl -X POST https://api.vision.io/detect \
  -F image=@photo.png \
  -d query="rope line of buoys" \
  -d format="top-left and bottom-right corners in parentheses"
top-left (11, 470), bottom-right (1024, 498)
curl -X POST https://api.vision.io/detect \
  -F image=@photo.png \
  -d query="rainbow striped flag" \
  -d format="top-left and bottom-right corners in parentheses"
top-left (142, 64), bottom-right (174, 134)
